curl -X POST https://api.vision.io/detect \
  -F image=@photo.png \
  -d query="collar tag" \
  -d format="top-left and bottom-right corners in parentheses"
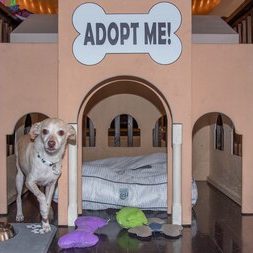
top-left (37, 154), bottom-right (60, 175)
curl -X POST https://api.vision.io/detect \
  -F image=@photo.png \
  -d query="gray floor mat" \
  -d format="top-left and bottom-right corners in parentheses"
top-left (0, 223), bottom-right (57, 253)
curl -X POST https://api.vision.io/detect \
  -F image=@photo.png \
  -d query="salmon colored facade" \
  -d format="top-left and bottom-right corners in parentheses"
top-left (0, 0), bottom-right (253, 226)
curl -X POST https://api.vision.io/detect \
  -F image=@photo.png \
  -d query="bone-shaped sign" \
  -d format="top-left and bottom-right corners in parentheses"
top-left (72, 2), bottom-right (182, 65)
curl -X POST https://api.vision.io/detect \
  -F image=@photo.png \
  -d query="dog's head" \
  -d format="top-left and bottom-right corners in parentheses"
top-left (29, 118), bottom-right (76, 154)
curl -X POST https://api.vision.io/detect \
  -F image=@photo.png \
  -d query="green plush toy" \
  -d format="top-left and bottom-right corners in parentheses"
top-left (116, 207), bottom-right (148, 229)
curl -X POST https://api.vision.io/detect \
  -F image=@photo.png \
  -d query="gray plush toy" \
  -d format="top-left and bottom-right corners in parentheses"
top-left (128, 218), bottom-right (183, 239)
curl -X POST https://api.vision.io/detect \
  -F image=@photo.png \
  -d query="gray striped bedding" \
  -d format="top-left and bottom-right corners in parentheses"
top-left (82, 153), bottom-right (168, 210)
top-left (54, 152), bottom-right (198, 210)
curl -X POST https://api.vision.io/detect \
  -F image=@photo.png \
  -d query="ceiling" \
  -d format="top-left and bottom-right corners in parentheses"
top-left (193, 0), bottom-right (245, 16)
top-left (192, 0), bottom-right (221, 15)
top-left (208, 0), bottom-right (245, 16)
top-left (3, 0), bottom-right (246, 17)
top-left (15, 0), bottom-right (57, 14)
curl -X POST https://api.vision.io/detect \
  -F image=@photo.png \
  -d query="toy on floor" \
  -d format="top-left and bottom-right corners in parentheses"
top-left (128, 217), bottom-right (183, 239)
top-left (115, 207), bottom-right (183, 239)
top-left (58, 216), bottom-right (107, 249)
top-left (116, 207), bottom-right (148, 229)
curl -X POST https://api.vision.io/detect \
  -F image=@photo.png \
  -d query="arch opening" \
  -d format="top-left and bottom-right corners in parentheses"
top-left (192, 112), bottom-right (242, 212)
top-left (6, 112), bottom-right (48, 206)
top-left (77, 77), bottom-right (173, 215)
top-left (108, 113), bottom-right (141, 147)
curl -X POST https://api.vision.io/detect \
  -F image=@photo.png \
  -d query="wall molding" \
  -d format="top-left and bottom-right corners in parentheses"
top-left (207, 176), bottom-right (241, 206)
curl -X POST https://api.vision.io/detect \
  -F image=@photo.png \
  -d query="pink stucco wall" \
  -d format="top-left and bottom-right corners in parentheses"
top-left (58, 0), bottom-right (192, 225)
top-left (0, 44), bottom-right (58, 213)
top-left (0, 1), bottom-right (253, 227)
top-left (192, 44), bottom-right (253, 213)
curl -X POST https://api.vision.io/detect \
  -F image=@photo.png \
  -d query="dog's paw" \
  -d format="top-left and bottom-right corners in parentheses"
top-left (39, 226), bottom-right (51, 233)
top-left (16, 214), bottom-right (24, 222)
top-left (40, 221), bottom-right (51, 233)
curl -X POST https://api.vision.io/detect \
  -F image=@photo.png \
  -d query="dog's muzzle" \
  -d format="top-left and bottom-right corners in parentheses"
top-left (48, 140), bottom-right (56, 148)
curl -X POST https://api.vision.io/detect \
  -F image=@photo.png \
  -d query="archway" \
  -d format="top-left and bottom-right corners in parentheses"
top-left (76, 76), bottom-right (176, 219)
top-left (192, 112), bottom-right (242, 233)
top-left (193, 112), bottom-right (242, 203)
top-left (6, 112), bottom-right (48, 206)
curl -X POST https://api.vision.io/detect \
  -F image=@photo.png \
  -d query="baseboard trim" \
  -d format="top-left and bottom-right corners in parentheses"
top-left (207, 177), bottom-right (241, 206)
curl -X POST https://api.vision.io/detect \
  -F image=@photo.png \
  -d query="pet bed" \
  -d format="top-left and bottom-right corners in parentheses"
top-left (54, 153), bottom-right (198, 210)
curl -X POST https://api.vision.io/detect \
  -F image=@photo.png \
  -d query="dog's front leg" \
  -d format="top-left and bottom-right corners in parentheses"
top-left (45, 182), bottom-right (56, 222)
top-left (25, 179), bottom-right (51, 233)
top-left (16, 169), bottom-right (25, 222)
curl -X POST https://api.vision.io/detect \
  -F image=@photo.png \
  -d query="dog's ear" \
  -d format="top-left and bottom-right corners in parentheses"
top-left (67, 124), bottom-right (76, 142)
top-left (29, 122), bottom-right (41, 140)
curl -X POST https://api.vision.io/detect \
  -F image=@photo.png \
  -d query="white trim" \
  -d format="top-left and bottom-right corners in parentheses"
top-left (172, 123), bottom-right (182, 225)
top-left (68, 123), bottom-right (78, 226)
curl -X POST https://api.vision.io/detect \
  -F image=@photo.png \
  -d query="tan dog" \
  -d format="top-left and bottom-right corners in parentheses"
top-left (15, 118), bottom-right (76, 233)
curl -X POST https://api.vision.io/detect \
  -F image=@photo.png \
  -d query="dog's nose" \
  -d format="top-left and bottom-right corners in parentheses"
top-left (48, 140), bottom-right (56, 148)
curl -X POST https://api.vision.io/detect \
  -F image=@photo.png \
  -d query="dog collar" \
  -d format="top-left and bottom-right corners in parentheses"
top-left (37, 153), bottom-right (60, 175)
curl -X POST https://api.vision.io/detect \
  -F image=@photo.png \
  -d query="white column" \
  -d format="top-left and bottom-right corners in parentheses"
top-left (68, 123), bottom-right (78, 226)
top-left (172, 123), bottom-right (182, 225)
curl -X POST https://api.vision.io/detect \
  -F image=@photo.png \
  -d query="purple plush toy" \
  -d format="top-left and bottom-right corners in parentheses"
top-left (58, 216), bottom-right (107, 249)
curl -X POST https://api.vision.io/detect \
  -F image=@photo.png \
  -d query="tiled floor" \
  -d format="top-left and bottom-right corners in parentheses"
top-left (1, 181), bottom-right (252, 252)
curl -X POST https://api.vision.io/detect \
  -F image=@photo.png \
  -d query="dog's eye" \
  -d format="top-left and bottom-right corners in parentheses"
top-left (58, 130), bottom-right (65, 136)
top-left (42, 129), bottom-right (49, 135)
